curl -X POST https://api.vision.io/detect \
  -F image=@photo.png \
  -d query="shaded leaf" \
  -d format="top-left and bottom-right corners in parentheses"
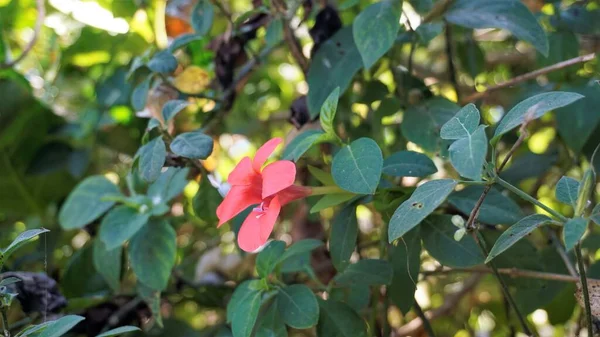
top-left (162, 100), bottom-right (189, 122)
top-left (555, 81), bottom-right (600, 153)
top-left (421, 215), bottom-right (484, 267)
top-left (170, 131), bottom-right (214, 159)
top-left (138, 137), bottom-right (166, 182)
top-left (382, 151), bottom-right (437, 177)
top-left (401, 97), bottom-right (459, 152)
top-left (37, 315), bottom-right (85, 337)
top-left (563, 217), bottom-right (587, 251)
top-left (147, 167), bottom-right (190, 204)
top-left (317, 299), bottom-right (368, 337)
top-left (353, 0), bottom-right (401, 69)
top-left (147, 51), bottom-right (178, 74)
top-left (59, 176), bottom-right (120, 230)
top-left (330, 205), bottom-right (358, 272)
top-left (256, 240), bottom-right (286, 278)
top-left (556, 176), bottom-right (579, 207)
top-left (96, 326), bottom-right (141, 337)
top-left (448, 186), bottom-right (523, 225)
top-left (332, 138), bottom-right (382, 194)
top-left (310, 193), bottom-right (355, 214)
top-left (231, 286), bottom-right (262, 337)
top-left (486, 214), bottom-right (553, 263)
top-left (334, 259), bottom-right (393, 286)
top-left (320, 87), bottom-right (340, 138)
top-left (93, 239), bottom-right (122, 291)
top-left (277, 284), bottom-right (319, 329)
top-left (99, 205), bottom-right (151, 250)
top-left (388, 226), bottom-right (421, 314)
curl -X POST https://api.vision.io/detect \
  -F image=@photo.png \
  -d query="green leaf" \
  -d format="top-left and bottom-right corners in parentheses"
top-left (563, 217), bottom-right (587, 251)
top-left (307, 165), bottom-right (335, 185)
top-left (388, 226), bottom-right (421, 314)
top-left (255, 299), bottom-right (287, 337)
top-left (448, 125), bottom-right (488, 180)
top-left (440, 103), bottom-right (480, 140)
top-left (96, 326), bottom-right (141, 337)
top-left (353, 0), bottom-right (401, 69)
top-left (231, 286), bottom-right (263, 337)
top-left (330, 205), bottom-right (358, 272)
top-left (421, 215), bottom-right (484, 267)
top-left (265, 18), bottom-right (283, 47)
top-left (137, 283), bottom-right (163, 327)
top-left (278, 239), bottom-right (323, 265)
top-left (401, 97), bottom-right (459, 152)
top-left (320, 87), bottom-right (340, 138)
top-left (556, 176), bottom-right (579, 207)
top-left (317, 299), bottom-right (369, 337)
top-left (307, 26), bottom-right (363, 117)
top-left (131, 76), bottom-right (152, 111)
top-left (147, 118), bottom-right (161, 131)
top-left (168, 34), bottom-right (203, 52)
top-left (93, 239), bottom-right (122, 291)
top-left (99, 205), bottom-right (151, 250)
top-left (388, 179), bottom-right (457, 242)
top-left (555, 81), bottom-right (600, 153)
top-left (282, 130), bottom-right (325, 161)
top-left (329, 285), bottom-right (370, 312)
top-left (256, 240), bottom-right (286, 278)
top-left (128, 219), bottom-right (176, 291)
top-left (382, 151), bottom-right (437, 177)
top-left (445, 0), bottom-right (549, 56)
top-left (138, 137), bottom-right (166, 182)
top-left (592, 203), bottom-right (600, 225)
top-left (538, 31), bottom-right (579, 82)
top-left (37, 315), bottom-right (85, 337)
top-left (14, 321), bottom-right (53, 337)
top-left (59, 176), bottom-right (120, 230)
top-left (147, 51), bottom-right (178, 74)
top-left (500, 150), bottom-right (558, 184)
top-left (192, 175), bottom-right (222, 224)
top-left (486, 214), bottom-right (553, 263)
top-left (2, 228), bottom-right (49, 258)
top-left (310, 193), bottom-right (355, 214)
top-left (147, 167), bottom-right (190, 204)
top-left (191, 0), bottom-right (214, 36)
top-left (170, 131), bottom-right (214, 159)
top-left (448, 186), bottom-right (523, 225)
top-left (332, 138), bottom-right (383, 194)
top-left (0, 277), bottom-right (20, 287)
top-left (162, 100), bottom-right (189, 122)
top-left (227, 280), bottom-right (262, 323)
top-left (277, 284), bottom-right (319, 329)
top-left (492, 91), bottom-right (584, 143)
top-left (334, 259), bottom-right (393, 286)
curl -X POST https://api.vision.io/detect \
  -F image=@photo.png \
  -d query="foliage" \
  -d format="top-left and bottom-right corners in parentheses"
top-left (2, 0), bottom-right (600, 336)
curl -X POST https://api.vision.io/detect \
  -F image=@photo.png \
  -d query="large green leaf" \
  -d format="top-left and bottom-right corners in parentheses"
top-left (388, 179), bottom-right (457, 242)
top-left (447, 186), bottom-right (523, 225)
top-left (334, 259), bottom-right (393, 286)
top-left (500, 150), bottom-right (558, 184)
top-left (445, 0), bottom-right (548, 55)
top-left (555, 176), bottom-right (579, 207)
top-left (330, 205), bottom-right (358, 272)
top-left (492, 92), bottom-right (584, 143)
top-left (448, 125), bottom-right (488, 180)
top-left (486, 214), bottom-right (553, 263)
top-left (99, 205), bottom-right (151, 250)
top-left (317, 299), bottom-right (369, 337)
top-left (59, 176), bottom-right (120, 230)
top-left (440, 103), bottom-right (480, 140)
top-left (277, 285), bottom-right (319, 329)
top-left (277, 239), bottom-right (323, 265)
top-left (421, 215), bottom-right (484, 267)
top-left (128, 219), bottom-right (176, 291)
top-left (256, 240), bottom-right (286, 278)
top-left (382, 151), bottom-right (437, 177)
top-left (563, 217), bottom-right (587, 251)
top-left (555, 82), bottom-right (600, 153)
top-left (37, 315), bottom-right (85, 337)
top-left (255, 299), bottom-right (287, 337)
top-left (93, 239), bottom-right (122, 291)
top-left (307, 26), bottom-right (362, 117)
top-left (138, 137), bottom-right (166, 182)
top-left (170, 131), bottom-right (214, 159)
top-left (62, 244), bottom-right (110, 298)
top-left (231, 286), bottom-right (263, 337)
top-left (332, 138), bottom-right (382, 194)
top-left (401, 97), bottom-right (459, 152)
top-left (227, 280), bottom-right (262, 323)
top-left (329, 285), bottom-right (370, 312)
top-left (353, 0), bottom-right (401, 69)
top-left (282, 130), bottom-right (325, 162)
top-left (388, 226), bottom-right (421, 314)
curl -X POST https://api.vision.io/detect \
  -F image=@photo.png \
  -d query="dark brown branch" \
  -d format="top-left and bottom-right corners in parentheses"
top-left (0, 0), bottom-right (45, 69)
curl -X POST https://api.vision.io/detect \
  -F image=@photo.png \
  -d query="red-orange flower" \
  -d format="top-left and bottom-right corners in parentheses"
top-left (216, 138), bottom-right (310, 252)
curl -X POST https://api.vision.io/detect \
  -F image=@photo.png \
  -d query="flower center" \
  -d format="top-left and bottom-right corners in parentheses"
top-left (253, 202), bottom-right (269, 219)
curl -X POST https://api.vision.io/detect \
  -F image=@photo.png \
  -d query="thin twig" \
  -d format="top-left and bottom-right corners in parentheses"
top-left (576, 243), bottom-right (594, 337)
top-left (462, 52), bottom-right (595, 104)
top-left (547, 229), bottom-right (578, 277)
top-left (413, 302), bottom-right (436, 337)
top-left (422, 266), bottom-right (591, 283)
top-left (100, 297), bottom-right (143, 333)
top-left (0, 0), bottom-right (45, 69)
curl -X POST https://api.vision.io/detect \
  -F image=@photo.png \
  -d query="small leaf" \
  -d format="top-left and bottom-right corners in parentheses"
top-left (147, 51), bottom-right (178, 74)
top-left (96, 326), bottom-right (141, 337)
top-left (256, 240), bottom-right (286, 278)
top-left (448, 125), bottom-right (488, 180)
top-left (332, 138), bottom-right (383, 194)
top-left (2, 228), bottom-right (49, 258)
top-left (147, 167), bottom-right (190, 204)
top-left (334, 259), bottom-right (393, 286)
top-left (382, 151), bottom-right (437, 178)
top-left (320, 87), bottom-right (340, 138)
top-left (492, 92), bottom-right (584, 143)
top-left (448, 186), bottom-right (523, 225)
top-left (486, 214), bottom-right (553, 263)
top-left (93, 239), bottom-right (122, 291)
top-left (191, 0), bottom-right (214, 36)
top-left (330, 205), bottom-right (358, 272)
top-left (307, 165), bottom-right (335, 185)
top-left (277, 284), bottom-right (319, 328)
top-left (556, 176), bottom-right (580, 207)
top-left (388, 227), bottom-right (421, 314)
top-left (168, 33), bottom-right (202, 52)
top-left (440, 103), bottom-right (480, 140)
top-left (147, 118), bottom-right (161, 131)
top-left (231, 286), bottom-right (263, 337)
top-left (99, 206), bottom-right (151, 250)
top-left (592, 203), bottom-right (600, 225)
top-left (388, 179), bottom-right (457, 242)
top-left (265, 18), bottom-right (283, 47)
top-left (59, 176), bottom-right (120, 230)
top-left (282, 130), bottom-right (325, 161)
top-left (162, 100), bottom-right (189, 122)
top-left (128, 219), bottom-right (176, 291)
top-left (353, 0), bottom-right (401, 69)
top-left (563, 217), bottom-right (588, 251)
top-left (170, 131), bottom-right (214, 159)
top-left (421, 215), bottom-right (484, 267)
top-left (317, 299), bottom-right (369, 337)
top-left (226, 280), bottom-right (262, 323)
top-left (131, 76), bottom-right (152, 111)
top-left (37, 315), bottom-right (85, 337)
top-left (138, 137), bottom-right (166, 182)
top-left (310, 193), bottom-right (355, 214)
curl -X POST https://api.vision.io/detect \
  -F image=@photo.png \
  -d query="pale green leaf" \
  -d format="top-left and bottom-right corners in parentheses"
top-left (440, 103), bottom-right (480, 140)
top-left (486, 214), bottom-right (553, 263)
top-left (448, 125), bottom-right (488, 180)
top-left (170, 131), bottom-right (214, 159)
top-left (37, 315), bottom-right (85, 337)
top-left (282, 130), bottom-right (324, 161)
top-left (563, 217), bottom-right (587, 251)
top-left (96, 326), bottom-right (141, 337)
top-left (310, 193), bottom-right (355, 214)
top-left (320, 87), bottom-right (340, 137)
top-left (382, 151), bottom-right (437, 177)
top-left (162, 100), bottom-right (189, 122)
top-left (353, 0), bottom-right (401, 69)
top-left (556, 176), bottom-right (579, 207)
top-left (138, 137), bottom-right (166, 182)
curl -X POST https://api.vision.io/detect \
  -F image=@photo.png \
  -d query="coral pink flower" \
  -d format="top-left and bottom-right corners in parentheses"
top-left (216, 138), bottom-right (310, 252)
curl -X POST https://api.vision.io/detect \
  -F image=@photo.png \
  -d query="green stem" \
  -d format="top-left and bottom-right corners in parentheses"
top-left (576, 243), bottom-right (594, 337)
top-left (457, 180), bottom-right (489, 186)
top-left (309, 185), bottom-right (347, 196)
top-left (1, 308), bottom-right (10, 337)
top-left (495, 177), bottom-right (568, 223)
top-left (413, 302), bottom-right (436, 337)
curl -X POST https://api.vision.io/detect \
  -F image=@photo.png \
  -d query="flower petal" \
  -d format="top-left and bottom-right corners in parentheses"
top-left (261, 160), bottom-right (296, 199)
top-left (216, 185), bottom-right (262, 226)
top-left (253, 137), bottom-right (283, 172)
top-left (227, 157), bottom-right (256, 186)
top-left (277, 185), bottom-right (312, 205)
top-left (237, 196), bottom-right (281, 252)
